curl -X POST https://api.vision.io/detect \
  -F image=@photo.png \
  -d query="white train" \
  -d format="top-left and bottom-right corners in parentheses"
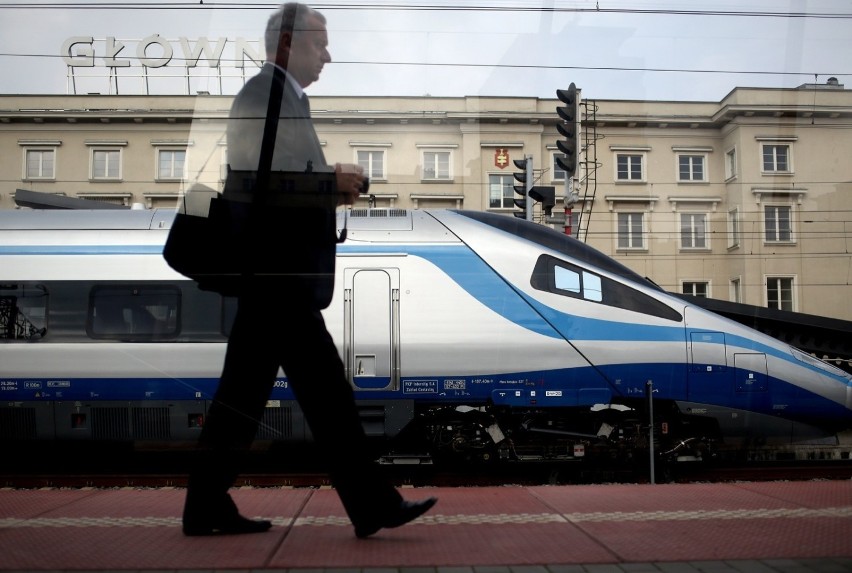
top-left (1, 207), bottom-right (850, 464)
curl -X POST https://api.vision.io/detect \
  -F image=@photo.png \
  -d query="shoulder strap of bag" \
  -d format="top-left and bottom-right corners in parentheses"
top-left (254, 65), bottom-right (285, 197)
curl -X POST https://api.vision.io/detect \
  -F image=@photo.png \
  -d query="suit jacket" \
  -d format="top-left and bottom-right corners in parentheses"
top-left (224, 63), bottom-right (338, 309)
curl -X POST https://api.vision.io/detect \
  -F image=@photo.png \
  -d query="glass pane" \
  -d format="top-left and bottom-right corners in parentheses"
top-left (89, 286), bottom-right (179, 339)
top-left (583, 272), bottom-right (603, 302)
top-left (617, 213), bottom-right (629, 248)
top-left (554, 266), bottom-right (580, 294)
top-left (630, 156), bottom-right (642, 179)
top-left (679, 156), bottom-right (690, 180)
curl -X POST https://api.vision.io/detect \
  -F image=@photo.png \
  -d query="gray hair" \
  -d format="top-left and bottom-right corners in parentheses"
top-left (264, 3), bottom-right (326, 56)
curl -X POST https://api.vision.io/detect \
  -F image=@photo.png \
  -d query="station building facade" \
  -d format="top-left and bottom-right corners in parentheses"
top-left (1, 82), bottom-right (851, 320)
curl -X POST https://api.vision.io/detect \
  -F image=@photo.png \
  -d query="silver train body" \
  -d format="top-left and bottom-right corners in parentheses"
top-left (1, 208), bottom-right (850, 462)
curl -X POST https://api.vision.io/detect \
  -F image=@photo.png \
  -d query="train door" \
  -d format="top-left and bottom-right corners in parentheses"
top-left (687, 329), bottom-right (730, 402)
top-left (342, 267), bottom-right (400, 391)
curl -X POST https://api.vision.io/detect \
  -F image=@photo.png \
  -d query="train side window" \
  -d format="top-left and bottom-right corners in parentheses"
top-left (553, 266), bottom-right (602, 302)
top-left (0, 283), bottom-right (48, 341)
top-left (582, 273), bottom-right (603, 302)
top-left (553, 266), bottom-right (581, 294)
top-left (88, 285), bottom-right (180, 340)
top-left (533, 255), bottom-right (682, 322)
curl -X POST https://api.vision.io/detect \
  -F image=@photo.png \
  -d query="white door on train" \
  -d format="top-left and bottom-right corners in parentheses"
top-left (342, 267), bottom-right (400, 391)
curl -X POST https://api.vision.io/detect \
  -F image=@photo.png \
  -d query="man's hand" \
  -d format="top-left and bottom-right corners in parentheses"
top-left (335, 163), bottom-right (366, 205)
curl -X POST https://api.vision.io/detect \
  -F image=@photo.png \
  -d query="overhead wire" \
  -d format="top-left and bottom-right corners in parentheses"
top-left (0, 3), bottom-right (849, 81)
top-left (0, 2), bottom-right (850, 19)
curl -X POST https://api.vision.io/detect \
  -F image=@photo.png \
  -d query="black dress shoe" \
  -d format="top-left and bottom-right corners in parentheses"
top-left (183, 514), bottom-right (272, 536)
top-left (355, 497), bottom-right (437, 539)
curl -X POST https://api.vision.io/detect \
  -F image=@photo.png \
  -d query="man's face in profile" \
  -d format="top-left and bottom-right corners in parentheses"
top-left (287, 15), bottom-right (331, 88)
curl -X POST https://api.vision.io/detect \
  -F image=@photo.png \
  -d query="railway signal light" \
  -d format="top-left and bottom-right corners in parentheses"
top-left (556, 83), bottom-right (578, 178)
top-left (512, 156), bottom-right (533, 220)
top-left (529, 186), bottom-right (556, 217)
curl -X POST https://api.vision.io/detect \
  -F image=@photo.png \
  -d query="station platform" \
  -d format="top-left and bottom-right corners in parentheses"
top-left (1, 480), bottom-right (851, 572)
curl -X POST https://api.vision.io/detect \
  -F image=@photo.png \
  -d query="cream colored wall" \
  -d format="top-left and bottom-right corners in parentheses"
top-left (1, 88), bottom-right (850, 320)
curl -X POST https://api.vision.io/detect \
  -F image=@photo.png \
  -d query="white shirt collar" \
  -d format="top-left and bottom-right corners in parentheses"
top-left (265, 62), bottom-right (305, 99)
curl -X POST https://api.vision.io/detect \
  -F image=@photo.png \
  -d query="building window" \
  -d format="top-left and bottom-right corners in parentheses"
top-left (677, 154), bottom-right (706, 182)
top-left (683, 281), bottom-right (709, 298)
top-left (725, 147), bottom-right (737, 180)
top-left (422, 150), bottom-right (451, 180)
top-left (552, 152), bottom-right (566, 181)
top-left (764, 205), bottom-right (793, 242)
top-left (24, 149), bottom-right (56, 180)
top-left (565, 209), bottom-right (581, 238)
top-left (730, 277), bottom-right (742, 304)
top-left (727, 208), bottom-right (740, 249)
top-left (157, 149), bottom-right (187, 181)
top-left (680, 213), bottom-right (708, 249)
top-left (91, 149), bottom-right (121, 180)
top-left (357, 149), bottom-right (385, 180)
top-left (761, 143), bottom-right (790, 173)
top-left (616, 153), bottom-right (644, 181)
top-left (616, 212), bottom-right (644, 249)
top-left (488, 173), bottom-right (515, 209)
top-left (766, 277), bottom-right (794, 311)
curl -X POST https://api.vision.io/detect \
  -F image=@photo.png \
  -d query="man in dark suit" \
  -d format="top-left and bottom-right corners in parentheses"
top-left (182, 2), bottom-right (436, 538)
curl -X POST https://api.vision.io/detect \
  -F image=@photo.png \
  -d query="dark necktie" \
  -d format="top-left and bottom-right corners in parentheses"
top-left (300, 94), bottom-right (311, 115)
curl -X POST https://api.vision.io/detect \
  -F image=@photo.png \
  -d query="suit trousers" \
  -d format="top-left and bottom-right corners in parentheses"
top-left (185, 288), bottom-right (402, 527)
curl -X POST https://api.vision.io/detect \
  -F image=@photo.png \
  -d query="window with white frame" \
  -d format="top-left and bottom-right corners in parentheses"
top-left (157, 149), bottom-right (187, 181)
top-left (683, 281), bottom-right (709, 298)
top-left (357, 149), bottom-right (386, 180)
top-left (616, 212), bottom-right (645, 249)
top-left (725, 147), bottom-right (737, 180)
top-left (766, 276), bottom-right (794, 311)
top-left (421, 150), bottom-right (451, 180)
top-left (616, 153), bottom-right (644, 181)
top-left (91, 148), bottom-right (122, 180)
top-left (488, 173), bottom-right (515, 209)
top-left (727, 208), bottom-right (740, 249)
top-left (764, 204), bottom-right (793, 243)
top-left (24, 148), bottom-right (56, 180)
top-left (680, 212), bottom-right (708, 249)
top-left (761, 143), bottom-right (791, 173)
top-left (551, 151), bottom-right (566, 181)
top-left (730, 277), bottom-right (742, 304)
top-left (677, 153), bottom-right (706, 182)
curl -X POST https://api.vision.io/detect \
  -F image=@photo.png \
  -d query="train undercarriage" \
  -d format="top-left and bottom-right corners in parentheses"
top-left (389, 400), bottom-right (723, 469)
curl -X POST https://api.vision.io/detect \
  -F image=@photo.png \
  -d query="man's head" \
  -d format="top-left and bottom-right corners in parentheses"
top-left (265, 3), bottom-right (331, 88)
